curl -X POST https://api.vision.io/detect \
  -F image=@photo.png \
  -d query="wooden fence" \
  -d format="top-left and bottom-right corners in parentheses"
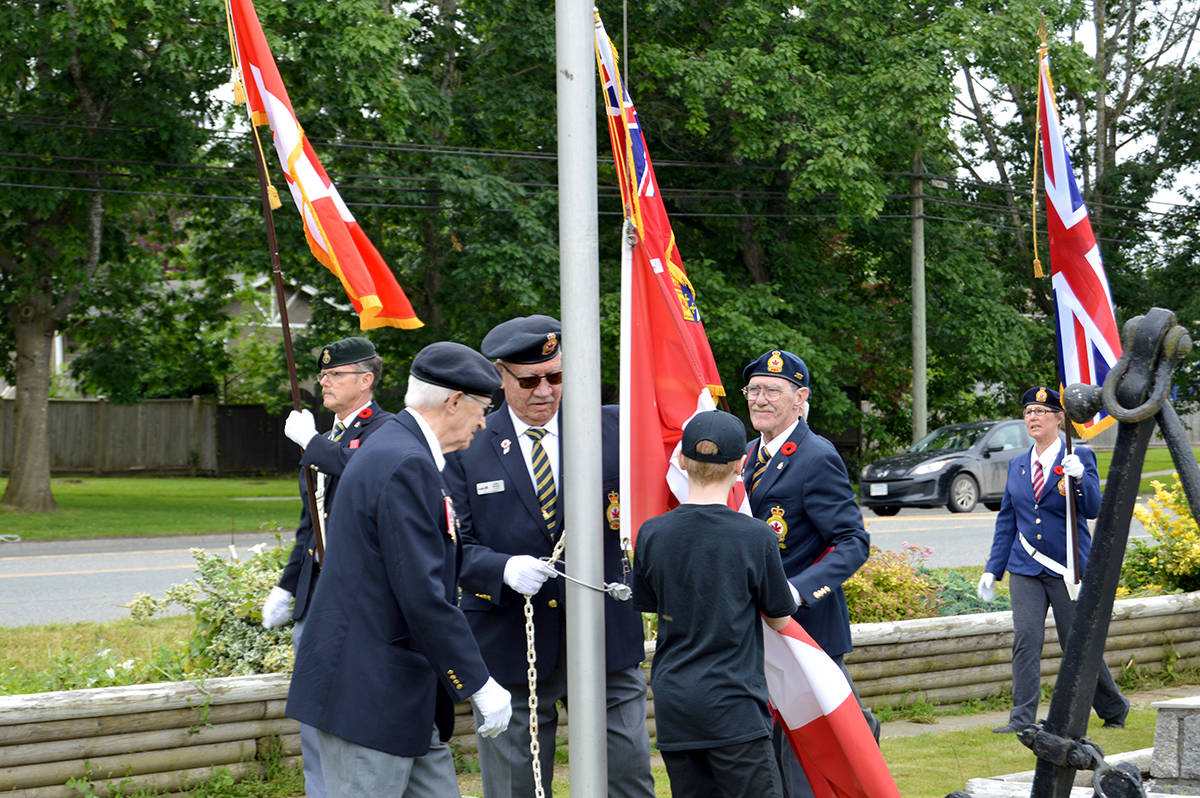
top-left (1, 593), bottom-right (1196, 796)
top-left (0, 399), bottom-right (328, 477)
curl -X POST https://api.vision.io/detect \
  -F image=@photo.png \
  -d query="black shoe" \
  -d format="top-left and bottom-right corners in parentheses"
top-left (992, 724), bottom-right (1019, 734)
top-left (1102, 701), bottom-right (1130, 729)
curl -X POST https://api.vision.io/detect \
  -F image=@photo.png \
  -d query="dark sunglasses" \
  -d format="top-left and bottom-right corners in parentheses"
top-left (500, 362), bottom-right (564, 389)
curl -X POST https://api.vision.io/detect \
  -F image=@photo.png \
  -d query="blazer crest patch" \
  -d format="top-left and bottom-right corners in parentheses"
top-left (606, 491), bottom-right (621, 530)
top-left (767, 505), bottom-right (789, 548)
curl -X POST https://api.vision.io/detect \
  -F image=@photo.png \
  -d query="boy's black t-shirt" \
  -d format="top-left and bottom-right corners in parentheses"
top-left (632, 502), bottom-right (796, 751)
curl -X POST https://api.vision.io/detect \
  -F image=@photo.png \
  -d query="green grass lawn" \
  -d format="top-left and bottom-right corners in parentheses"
top-left (0, 477), bottom-right (298, 540)
top-left (1094, 445), bottom-right (1199, 493)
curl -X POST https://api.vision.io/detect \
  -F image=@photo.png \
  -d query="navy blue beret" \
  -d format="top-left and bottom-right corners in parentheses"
top-left (1022, 386), bottom-right (1062, 409)
top-left (481, 315), bottom-right (562, 364)
top-left (742, 349), bottom-right (809, 388)
top-left (317, 337), bottom-right (376, 371)
top-left (411, 341), bottom-right (502, 396)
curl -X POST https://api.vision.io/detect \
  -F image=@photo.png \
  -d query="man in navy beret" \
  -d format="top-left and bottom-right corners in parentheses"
top-left (740, 348), bottom-right (876, 797)
top-left (979, 386), bottom-right (1128, 734)
top-left (262, 336), bottom-right (393, 798)
top-left (288, 341), bottom-right (513, 797)
top-left (444, 315), bottom-right (653, 798)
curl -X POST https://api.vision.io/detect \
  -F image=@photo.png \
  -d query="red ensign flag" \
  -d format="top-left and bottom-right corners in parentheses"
top-left (226, 0), bottom-right (421, 330)
top-left (596, 13), bottom-right (898, 797)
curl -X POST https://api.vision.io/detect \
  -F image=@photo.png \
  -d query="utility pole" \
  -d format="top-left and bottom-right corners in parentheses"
top-left (911, 151), bottom-right (928, 443)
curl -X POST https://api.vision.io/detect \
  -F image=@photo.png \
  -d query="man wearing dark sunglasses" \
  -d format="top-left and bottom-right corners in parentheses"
top-left (444, 315), bottom-right (653, 798)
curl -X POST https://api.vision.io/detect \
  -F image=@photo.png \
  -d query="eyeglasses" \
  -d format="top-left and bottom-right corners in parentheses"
top-left (317, 370), bottom-right (368, 383)
top-left (462, 393), bottom-right (494, 413)
top-left (1023, 406), bottom-right (1060, 417)
top-left (741, 384), bottom-right (788, 401)
top-left (500, 362), bottom-right (563, 390)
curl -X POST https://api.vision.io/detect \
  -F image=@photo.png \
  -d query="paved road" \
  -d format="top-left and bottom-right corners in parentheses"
top-left (0, 501), bottom-right (1155, 627)
top-left (0, 531), bottom-right (285, 627)
top-left (865, 503), bottom-right (1151, 568)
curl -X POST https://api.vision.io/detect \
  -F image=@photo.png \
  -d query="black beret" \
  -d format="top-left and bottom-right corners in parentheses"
top-left (411, 341), bottom-right (502, 396)
top-left (742, 349), bottom-right (809, 388)
top-left (317, 337), bottom-right (376, 371)
top-left (682, 410), bottom-right (747, 464)
top-left (481, 315), bottom-right (562, 364)
top-left (1022, 386), bottom-right (1063, 409)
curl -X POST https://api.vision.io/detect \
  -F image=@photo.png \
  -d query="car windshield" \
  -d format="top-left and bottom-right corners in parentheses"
top-left (909, 424), bottom-right (992, 453)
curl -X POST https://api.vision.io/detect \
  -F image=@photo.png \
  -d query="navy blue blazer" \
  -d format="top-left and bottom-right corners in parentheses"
top-left (984, 444), bottom-right (1102, 579)
top-left (286, 412), bottom-right (490, 757)
top-left (742, 418), bottom-right (869, 658)
top-left (443, 404), bottom-right (644, 685)
top-left (277, 400), bottom-right (392, 621)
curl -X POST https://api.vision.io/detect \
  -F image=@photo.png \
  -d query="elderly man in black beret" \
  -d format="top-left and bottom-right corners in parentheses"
top-left (287, 341), bottom-right (512, 798)
top-left (262, 336), bottom-right (392, 798)
top-left (444, 315), bottom-right (653, 798)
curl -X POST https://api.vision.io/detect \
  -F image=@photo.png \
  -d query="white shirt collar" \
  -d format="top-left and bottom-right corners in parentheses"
top-left (507, 406), bottom-right (560, 438)
top-left (1032, 437), bottom-right (1062, 471)
top-left (405, 406), bottom-right (446, 471)
top-left (335, 400), bottom-right (373, 429)
top-left (761, 418), bottom-right (801, 457)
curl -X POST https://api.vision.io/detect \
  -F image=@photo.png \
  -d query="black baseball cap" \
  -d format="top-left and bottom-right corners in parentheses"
top-left (681, 410), bottom-right (747, 464)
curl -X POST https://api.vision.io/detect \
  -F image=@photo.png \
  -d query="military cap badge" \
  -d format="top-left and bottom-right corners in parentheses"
top-left (321, 348), bottom-right (331, 364)
top-left (542, 333), bottom-right (558, 357)
top-left (1036, 387), bottom-right (1048, 403)
top-left (767, 351), bottom-right (784, 373)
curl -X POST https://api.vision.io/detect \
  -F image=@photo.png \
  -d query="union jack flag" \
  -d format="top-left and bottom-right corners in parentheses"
top-left (1038, 50), bottom-right (1121, 437)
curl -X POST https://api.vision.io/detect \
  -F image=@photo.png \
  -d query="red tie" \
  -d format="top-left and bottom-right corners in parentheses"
top-left (1032, 459), bottom-right (1044, 497)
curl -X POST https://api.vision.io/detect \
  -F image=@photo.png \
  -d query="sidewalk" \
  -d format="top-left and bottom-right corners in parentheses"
top-left (880, 684), bottom-right (1199, 738)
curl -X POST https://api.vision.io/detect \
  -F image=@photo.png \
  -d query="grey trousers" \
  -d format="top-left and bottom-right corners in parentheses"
top-left (1008, 572), bottom-right (1129, 727)
top-left (474, 663), bottom-right (655, 798)
top-left (292, 617), bottom-right (325, 798)
top-left (773, 654), bottom-right (880, 798)
top-left (317, 725), bottom-right (460, 798)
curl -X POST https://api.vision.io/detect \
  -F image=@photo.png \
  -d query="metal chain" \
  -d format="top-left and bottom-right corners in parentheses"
top-left (524, 532), bottom-right (566, 798)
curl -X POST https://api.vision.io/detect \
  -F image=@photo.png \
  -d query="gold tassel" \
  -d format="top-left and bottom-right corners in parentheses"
top-left (267, 184), bottom-right (282, 210)
top-left (1033, 257), bottom-right (1044, 279)
top-left (233, 79), bottom-right (246, 106)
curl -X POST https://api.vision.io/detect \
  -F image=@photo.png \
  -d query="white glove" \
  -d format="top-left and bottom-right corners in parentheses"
top-left (1061, 453), bottom-right (1084, 479)
top-left (789, 581), bottom-right (802, 606)
top-left (469, 677), bottom-right (512, 738)
top-left (261, 586), bottom-right (294, 629)
top-left (284, 409), bottom-right (318, 449)
top-left (977, 572), bottom-right (996, 602)
top-left (503, 555), bottom-right (556, 595)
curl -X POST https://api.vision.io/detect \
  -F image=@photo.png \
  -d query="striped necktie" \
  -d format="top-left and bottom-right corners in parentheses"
top-left (751, 445), bottom-right (771, 495)
top-left (330, 421), bottom-right (347, 442)
top-left (1032, 459), bottom-right (1044, 498)
top-left (525, 427), bottom-right (558, 535)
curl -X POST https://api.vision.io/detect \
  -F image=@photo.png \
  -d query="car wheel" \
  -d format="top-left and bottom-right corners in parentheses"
top-left (947, 473), bottom-right (978, 513)
top-left (983, 501), bottom-right (1002, 512)
top-left (871, 505), bottom-right (900, 517)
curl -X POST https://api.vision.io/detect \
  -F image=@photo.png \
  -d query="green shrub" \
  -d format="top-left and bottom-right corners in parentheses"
top-left (845, 543), bottom-right (941, 623)
top-left (927, 569), bottom-right (1011, 615)
top-left (1122, 476), bottom-right (1200, 595)
top-left (129, 538), bottom-right (293, 676)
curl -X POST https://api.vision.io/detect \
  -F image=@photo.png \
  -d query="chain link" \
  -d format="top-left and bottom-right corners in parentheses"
top-left (524, 594), bottom-right (544, 798)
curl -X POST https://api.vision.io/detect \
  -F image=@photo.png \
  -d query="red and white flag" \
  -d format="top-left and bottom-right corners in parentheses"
top-left (1038, 49), bottom-right (1120, 438)
top-left (595, 14), bottom-right (898, 797)
top-left (226, 0), bottom-right (421, 330)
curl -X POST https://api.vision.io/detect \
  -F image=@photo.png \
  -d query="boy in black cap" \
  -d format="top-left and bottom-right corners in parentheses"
top-left (632, 410), bottom-right (796, 798)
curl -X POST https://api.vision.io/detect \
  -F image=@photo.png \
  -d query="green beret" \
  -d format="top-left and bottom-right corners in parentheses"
top-left (317, 337), bottom-right (376, 371)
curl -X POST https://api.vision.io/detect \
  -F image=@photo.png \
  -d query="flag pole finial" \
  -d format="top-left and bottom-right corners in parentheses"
top-left (1038, 15), bottom-right (1048, 49)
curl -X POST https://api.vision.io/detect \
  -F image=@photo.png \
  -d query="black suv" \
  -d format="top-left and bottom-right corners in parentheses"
top-left (859, 420), bottom-right (1033, 516)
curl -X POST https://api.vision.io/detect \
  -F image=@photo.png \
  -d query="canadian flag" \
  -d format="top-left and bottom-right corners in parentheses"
top-left (596, 13), bottom-right (898, 797)
top-left (226, 0), bottom-right (421, 330)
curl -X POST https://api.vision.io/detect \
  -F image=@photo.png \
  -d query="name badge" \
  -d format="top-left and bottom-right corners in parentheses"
top-left (476, 479), bottom-right (505, 495)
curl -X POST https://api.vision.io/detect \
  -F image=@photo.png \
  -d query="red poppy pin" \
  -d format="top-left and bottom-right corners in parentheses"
top-left (1053, 465), bottom-right (1063, 476)
top-left (358, 407), bottom-right (373, 419)
top-left (780, 442), bottom-right (797, 456)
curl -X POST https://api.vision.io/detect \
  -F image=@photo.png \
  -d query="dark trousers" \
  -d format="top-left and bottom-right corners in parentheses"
top-left (1008, 572), bottom-right (1128, 727)
top-left (663, 736), bottom-right (782, 798)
